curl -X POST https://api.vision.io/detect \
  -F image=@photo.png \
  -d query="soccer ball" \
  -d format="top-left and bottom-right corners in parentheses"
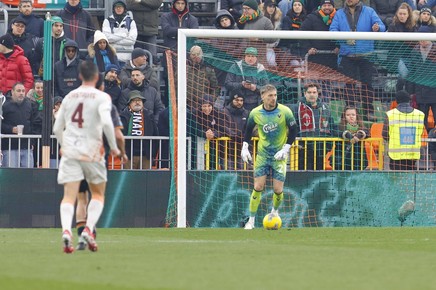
top-left (263, 214), bottom-right (282, 230)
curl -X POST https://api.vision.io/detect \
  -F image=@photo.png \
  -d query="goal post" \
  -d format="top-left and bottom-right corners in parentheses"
top-left (169, 29), bottom-right (436, 229)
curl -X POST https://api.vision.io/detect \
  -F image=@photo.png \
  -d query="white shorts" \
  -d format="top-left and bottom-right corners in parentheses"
top-left (57, 157), bottom-right (107, 185)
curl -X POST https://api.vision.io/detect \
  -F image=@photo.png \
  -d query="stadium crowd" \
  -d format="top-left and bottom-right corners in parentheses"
top-left (0, 0), bottom-right (435, 170)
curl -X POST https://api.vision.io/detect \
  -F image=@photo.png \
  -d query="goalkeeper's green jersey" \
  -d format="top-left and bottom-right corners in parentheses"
top-left (246, 103), bottom-right (296, 158)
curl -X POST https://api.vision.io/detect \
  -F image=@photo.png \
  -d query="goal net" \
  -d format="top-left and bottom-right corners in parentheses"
top-left (164, 30), bottom-right (436, 228)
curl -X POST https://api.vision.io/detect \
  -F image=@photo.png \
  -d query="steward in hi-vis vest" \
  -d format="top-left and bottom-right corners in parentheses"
top-left (386, 108), bottom-right (424, 160)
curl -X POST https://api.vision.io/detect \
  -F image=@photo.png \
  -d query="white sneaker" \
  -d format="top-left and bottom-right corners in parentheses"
top-left (76, 235), bottom-right (87, 251)
top-left (244, 220), bottom-right (255, 230)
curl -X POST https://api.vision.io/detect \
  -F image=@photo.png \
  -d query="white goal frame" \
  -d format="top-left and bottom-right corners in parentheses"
top-left (176, 29), bottom-right (436, 228)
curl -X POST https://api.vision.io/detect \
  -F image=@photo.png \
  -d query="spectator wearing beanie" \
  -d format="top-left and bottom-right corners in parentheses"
top-left (239, 0), bottom-right (275, 31)
top-left (0, 33), bottom-right (34, 94)
top-left (299, 0), bottom-right (339, 70)
top-left (87, 30), bottom-right (120, 73)
top-left (103, 0), bottom-right (138, 65)
top-left (104, 64), bottom-right (122, 108)
top-left (280, 0), bottom-right (307, 56)
top-left (119, 47), bottom-right (159, 91)
top-left (414, 7), bottom-right (436, 33)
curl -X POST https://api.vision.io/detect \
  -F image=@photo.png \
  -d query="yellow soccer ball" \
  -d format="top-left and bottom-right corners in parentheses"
top-left (263, 214), bottom-right (282, 230)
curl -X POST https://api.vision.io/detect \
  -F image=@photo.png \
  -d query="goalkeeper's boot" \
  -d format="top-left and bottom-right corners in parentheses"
top-left (82, 226), bottom-right (98, 252)
top-left (62, 230), bottom-right (74, 254)
top-left (76, 235), bottom-right (87, 251)
top-left (244, 217), bottom-right (255, 230)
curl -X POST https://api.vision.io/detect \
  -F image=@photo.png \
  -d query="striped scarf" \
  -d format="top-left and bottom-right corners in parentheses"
top-left (319, 8), bottom-right (336, 26)
top-left (239, 10), bottom-right (260, 25)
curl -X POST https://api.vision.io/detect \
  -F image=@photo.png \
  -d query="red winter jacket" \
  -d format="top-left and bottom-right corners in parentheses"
top-left (0, 45), bottom-right (34, 94)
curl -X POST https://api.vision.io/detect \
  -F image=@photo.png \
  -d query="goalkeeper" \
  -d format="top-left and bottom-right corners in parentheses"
top-left (241, 84), bottom-right (298, 230)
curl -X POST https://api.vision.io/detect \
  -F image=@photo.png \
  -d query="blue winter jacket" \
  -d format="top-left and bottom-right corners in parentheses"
top-left (330, 4), bottom-right (385, 57)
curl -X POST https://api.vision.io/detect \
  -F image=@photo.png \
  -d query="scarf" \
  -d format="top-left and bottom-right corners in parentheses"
top-left (128, 110), bottom-right (145, 136)
top-left (319, 8), bottom-right (336, 26)
top-left (33, 93), bottom-right (43, 111)
top-left (98, 49), bottom-right (112, 70)
top-left (346, 122), bottom-right (359, 133)
top-left (114, 12), bottom-right (126, 25)
top-left (65, 2), bottom-right (82, 15)
top-left (239, 10), bottom-right (260, 25)
top-left (298, 102), bottom-right (330, 133)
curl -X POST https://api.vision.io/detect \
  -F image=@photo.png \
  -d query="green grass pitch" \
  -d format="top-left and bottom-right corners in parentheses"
top-left (1, 227), bottom-right (436, 290)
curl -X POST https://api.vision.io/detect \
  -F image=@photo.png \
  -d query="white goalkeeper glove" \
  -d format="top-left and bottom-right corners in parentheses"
top-left (274, 144), bottom-right (291, 161)
top-left (241, 142), bottom-right (252, 163)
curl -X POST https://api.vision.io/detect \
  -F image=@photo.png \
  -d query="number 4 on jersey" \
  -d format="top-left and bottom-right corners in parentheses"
top-left (72, 103), bottom-right (84, 128)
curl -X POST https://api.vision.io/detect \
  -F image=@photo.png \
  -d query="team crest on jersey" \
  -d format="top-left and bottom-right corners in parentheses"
top-left (277, 113), bottom-right (282, 119)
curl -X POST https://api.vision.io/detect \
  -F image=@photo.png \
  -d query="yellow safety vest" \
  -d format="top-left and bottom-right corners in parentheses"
top-left (386, 108), bottom-right (424, 160)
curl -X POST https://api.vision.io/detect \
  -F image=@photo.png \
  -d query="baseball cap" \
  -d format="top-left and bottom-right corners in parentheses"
top-left (244, 47), bottom-right (258, 56)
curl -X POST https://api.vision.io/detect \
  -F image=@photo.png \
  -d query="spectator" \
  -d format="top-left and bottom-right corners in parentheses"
top-left (383, 90), bottom-right (425, 170)
top-left (387, 2), bottom-right (417, 32)
top-left (225, 47), bottom-right (269, 112)
top-left (188, 95), bottom-right (227, 169)
top-left (161, 0), bottom-right (199, 51)
top-left (223, 93), bottom-right (249, 169)
top-left (26, 78), bottom-right (44, 111)
top-left (414, 7), bottom-right (436, 32)
top-left (406, 27), bottom-right (436, 130)
top-left (221, 0), bottom-right (244, 24)
top-left (214, 9), bottom-right (238, 30)
top-left (300, 0), bottom-right (339, 70)
top-left (50, 16), bottom-right (69, 64)
top-left (103, 0), bottom-right (138, 65)
top-left (120, 90), bottom-right (158, 169)
top-left (239, 0), bottom-right (275, 35)
top-left (330, 0), bottom-right (385, 120)
top-left (104, 64), bottom-right (122, 109)
top-left (87, 30), bottom-right (119, 73)
top-left (336, 105), bottom-right (369, 170)
top-left (126, 0), bottom-right (162, 63)
top-left (13, 0), bottom-right (44, 38)
top-left (8, 16), bottom-right (42, 76)
top-left (57, 0), bottom-right (95, 58)
top-left (119, 48), bottom-right (159, 91)
top-left (119, 68), bottom-right (164, 122)
top-left (280, 0), bottom-right (307, 57)
top-left (0, 33), bottom-right (34, 94)
top-left (54, 40), bottom-right (82, 98)
top-left (0, 82), bottom-right (41, 168)
top-left (213, 10), bottom-right (240, 108)
top-left (289, 82), bottom-right (335, 170)
top-left (186, 45), bottom-right (219, 110)
top-left (259, 0), bottom-right (282, 66)
top-left (370, 0), bottom-right (403, 26)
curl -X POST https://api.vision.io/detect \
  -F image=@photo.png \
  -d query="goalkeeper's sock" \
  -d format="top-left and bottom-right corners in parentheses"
top-left (60, 202), bottom-right (75, 234)
top-left (86, 199), bottom-right (104, 233)
top-left (273, 192), bottom-right (284, 211)
top-left (249, 189), bottom-right (262, 217)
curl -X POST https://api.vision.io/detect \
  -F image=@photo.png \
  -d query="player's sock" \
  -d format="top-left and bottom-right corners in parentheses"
top-left (249, 190), bottom-right (262, 217)
top-left (76, 222), bottom-right (86, 236)
top-left (60, 202), bottom-right (75, 233)
top-left (272, 192), bottom-right (283, 212)
top-left (85, 199), bottom-right (104, 233)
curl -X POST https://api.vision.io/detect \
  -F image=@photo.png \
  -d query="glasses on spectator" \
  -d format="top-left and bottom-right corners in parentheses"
top-left (243, 7), bottom-right (252, 11)
top-left (13, 23), bottom-right (25, 28)
top-left (66, 48), bottom-right (76, 53)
